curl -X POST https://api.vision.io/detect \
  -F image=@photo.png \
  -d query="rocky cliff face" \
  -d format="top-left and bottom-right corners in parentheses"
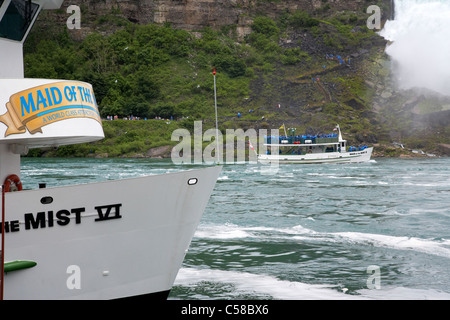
top-left (61, 0), bottom-right (371, 38)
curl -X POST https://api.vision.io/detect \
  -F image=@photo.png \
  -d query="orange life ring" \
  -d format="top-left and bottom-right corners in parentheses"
top-left (4, 174), bottom-right (22, 192)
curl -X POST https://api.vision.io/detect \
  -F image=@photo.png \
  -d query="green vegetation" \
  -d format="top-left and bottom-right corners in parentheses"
top-left (23, 8), bottom-right (448, 158)
top-left (25, 9), bottom-right (369, 121)
top-left (26, 119), bottom-right (183, 158)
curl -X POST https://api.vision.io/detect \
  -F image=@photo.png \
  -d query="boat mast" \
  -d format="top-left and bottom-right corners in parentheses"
top-left (335, 124), bottom-right (346, 152)
top-left (213, 67), bottom-right (220, 164)
top-left (336, 124), bottom-right (343, 142)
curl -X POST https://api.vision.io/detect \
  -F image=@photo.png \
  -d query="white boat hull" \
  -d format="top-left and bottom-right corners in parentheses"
top-left (258, 147), bottom-right (373, 164)
top-left (1, 165), bottom-right (221, 299)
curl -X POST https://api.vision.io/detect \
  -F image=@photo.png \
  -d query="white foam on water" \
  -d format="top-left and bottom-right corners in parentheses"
top-left (357, 286), bottom-right (450, 300)
top-left (195, 223), bottom-right (253, 239)
top-left (174, 268), bottom-right (450, 300)
top-left (195, 223), bottom-right (319, 240)
top-left (174, 268), bottom-right (364, 300)
top-left (195, 223), bottom-right (450, 258)
top-left (333, 231), bottom-right (450, 258)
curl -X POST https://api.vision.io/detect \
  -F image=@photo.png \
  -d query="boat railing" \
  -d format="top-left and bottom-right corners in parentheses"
top-left (348, 145), bottom-right (369, 152)
top-left (265, 134), bottom-right (338, 144)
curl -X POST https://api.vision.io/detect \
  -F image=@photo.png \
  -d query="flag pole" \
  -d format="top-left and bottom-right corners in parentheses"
top-left (280, 123), bottom-right (287, 137)
top-left (213, 68), bottom-right (220, 164)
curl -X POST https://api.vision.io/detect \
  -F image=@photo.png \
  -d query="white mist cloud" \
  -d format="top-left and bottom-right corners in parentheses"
top-left (380, 0), bottom-right (450, 96)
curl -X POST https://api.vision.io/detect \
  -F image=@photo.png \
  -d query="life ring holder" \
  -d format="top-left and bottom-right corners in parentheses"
top-left (4, 174), bottom-right (23, 192)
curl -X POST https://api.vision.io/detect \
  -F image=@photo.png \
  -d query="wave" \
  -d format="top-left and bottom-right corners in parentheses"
top-left (332, 231), bottom-right (450, 258)
top-left (195, 223), bottom-right (253, 239)
top-left (173, 267), bottom-right (362, 300)
top-left (173, 267), bottom-right (450, 300)
top-left (195, 223), bottom-right (450, 258)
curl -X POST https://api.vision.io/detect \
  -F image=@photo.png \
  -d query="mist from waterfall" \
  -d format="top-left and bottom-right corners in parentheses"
top-left (380, 0), bottom-right (450, 96)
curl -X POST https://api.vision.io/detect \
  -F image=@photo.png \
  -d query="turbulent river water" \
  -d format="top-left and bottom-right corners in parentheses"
top-left (21, 157), bottom-right (450, 300)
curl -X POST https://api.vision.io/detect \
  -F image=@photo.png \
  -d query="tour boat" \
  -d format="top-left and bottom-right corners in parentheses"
top-left (258, 124), bottom-right (373, 164)
top-left (0, 0), bottom-right (221, 299)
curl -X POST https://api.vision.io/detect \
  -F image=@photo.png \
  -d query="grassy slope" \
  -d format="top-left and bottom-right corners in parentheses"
top-left (23, 7), bottom-right (449, 158)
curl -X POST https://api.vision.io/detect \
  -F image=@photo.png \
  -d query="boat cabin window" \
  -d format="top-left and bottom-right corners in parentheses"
top-left (0, 0), bottom-right (39, 41)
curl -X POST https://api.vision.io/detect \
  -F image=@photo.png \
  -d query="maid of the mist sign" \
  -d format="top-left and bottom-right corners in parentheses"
top-left (0, 81), bottom-right (100, 137)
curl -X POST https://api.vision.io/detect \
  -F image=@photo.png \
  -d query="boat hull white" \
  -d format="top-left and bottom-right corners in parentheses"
top-left (258, 147), bottom-right (373, 164)
top-left (1, 165), bottom-right (221, 300)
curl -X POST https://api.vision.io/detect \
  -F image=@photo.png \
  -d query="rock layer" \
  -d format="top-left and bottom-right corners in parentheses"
top-left (62, 0), bottom-right (369, 38)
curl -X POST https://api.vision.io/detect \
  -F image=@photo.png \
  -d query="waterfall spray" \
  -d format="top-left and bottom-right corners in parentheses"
top-left (380, 0), bottom-right (450, 96)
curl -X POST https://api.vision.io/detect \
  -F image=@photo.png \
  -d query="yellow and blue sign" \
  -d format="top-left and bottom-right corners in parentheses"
top-left (0, 80), bottom-right (101, 137)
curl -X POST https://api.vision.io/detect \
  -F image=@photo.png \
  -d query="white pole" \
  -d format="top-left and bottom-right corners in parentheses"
top-left (213, 68), bottom-right (220, 164)
top-left (1, 185), bottom-right (5, 300)
top-left (336, 124), bottom-right (343, 141)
